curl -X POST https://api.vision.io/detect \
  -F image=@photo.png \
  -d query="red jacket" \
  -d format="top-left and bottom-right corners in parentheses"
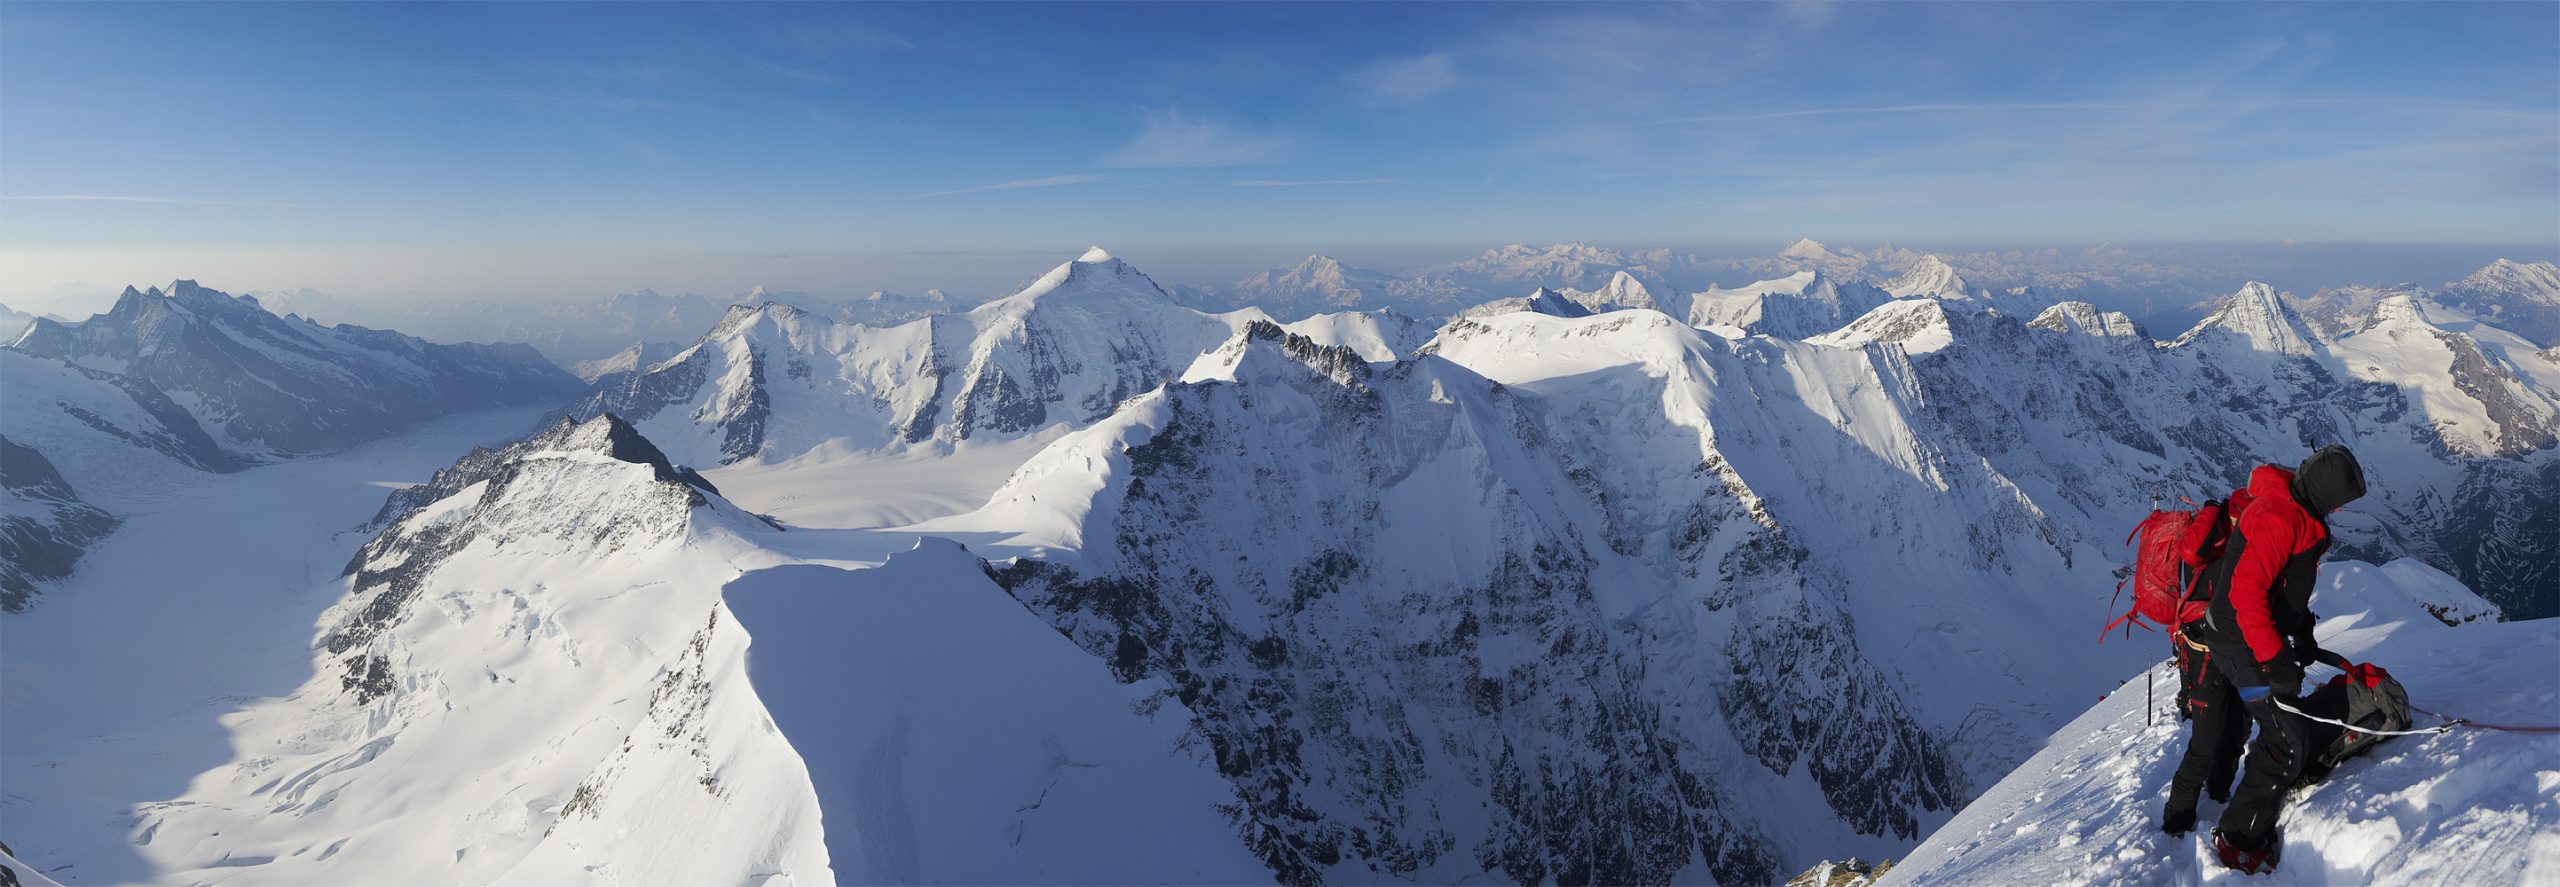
top-left (2206, 465), bottom-right (2329, 662)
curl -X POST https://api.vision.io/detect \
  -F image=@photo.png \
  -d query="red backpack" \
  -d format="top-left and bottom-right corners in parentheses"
top-left (2102, 499), bottom-right (2231, 640)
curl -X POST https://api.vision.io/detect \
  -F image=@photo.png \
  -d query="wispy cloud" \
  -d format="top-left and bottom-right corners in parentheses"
top-left (1650, 101), bottom-right (2150, 125)
top-left (1347, 52), bottom-right (1459, 104)
top-left (1231, 178), bottom-right (1398, 187)
top-left (606, 133), bottom-right (669, 163)
top-left (1102, 109), bottom-right (1289, 168)
top-left (784, 22), bottom-right (911, 57)
top-left (916, 174), bottom-right (1104, 197)
top-left (2, 194), bottom-right (308, 208)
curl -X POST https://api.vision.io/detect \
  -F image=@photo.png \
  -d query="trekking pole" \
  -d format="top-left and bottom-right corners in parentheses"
top-left (2147, 667), bottom-right (2153, 726)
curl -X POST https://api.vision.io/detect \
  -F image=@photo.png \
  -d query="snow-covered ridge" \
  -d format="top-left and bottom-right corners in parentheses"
top-left (571, 248), bottom-right (1432, 469)
top-left (332, 412), bottom-right (748, 701)
top-left (2174, 281), bottom-right (2324, 356)
top-left (928, 314), bottom-right (1983, 882)
top-left (2027, 301), bottom-right (2145, 340)
top-left (1687, 270), bottom-right (1892, 337)
top-left (6, 280), bottom-right (583, 458)
top-left (1882, 255), bottom-right (1980, 301)
top-left (1886, 560), bottom-right (2551, 886)
top-left (117, 412), bottom-right (827, 885)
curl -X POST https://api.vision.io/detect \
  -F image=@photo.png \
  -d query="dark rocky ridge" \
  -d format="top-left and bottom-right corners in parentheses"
top-left (983, 332), bottom-right (1955, 886)
top-left (0, 436), bottom-right (120, 612)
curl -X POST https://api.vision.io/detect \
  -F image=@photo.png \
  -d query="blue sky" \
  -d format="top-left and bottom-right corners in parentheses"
top-left (2, 1), bottom-right (2554, 298)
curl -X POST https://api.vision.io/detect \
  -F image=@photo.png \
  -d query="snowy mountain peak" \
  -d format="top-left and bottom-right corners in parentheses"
top-left (1004, 246), bottom-right (1170, 305)
top-left (2430, 258), bottom-right (2560, 346)
top-left (1779, 237), bottom-right (1834, 260)
top-left (9, 279), bottom-right (581, 457)
top-left (1883, 255), bottom-right (1976, 301)
top-left (1457, 286), bottom-right (1595, 320)
top-left (2026, 301), bottom-right (2144, 340)
top-left (2362, 292), bottom-right (2430, 329)
top-left (2454, 257), bottom-right (2560, 295)
top-left (164, 278), bottom-right (217, 301)
top-left (335, 412), bottom-right (748, 702)
top-left (2173, 280), bottom-right (2322, 355)
top-left (1688, 270), bottom-right (1892, 337)
top-left (1181, 318), bottom-right (1373, 386)
top-left (1291, 254), bottom-right (1347, 275)
top-left (1559, 271), bottom-right (1662, 314)
top-left (1811, 298), bottom-right (1960, 353)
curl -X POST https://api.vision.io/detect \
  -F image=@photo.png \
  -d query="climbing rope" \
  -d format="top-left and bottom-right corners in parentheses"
top-left (2266, 697), bottom-right (2560, 737)
top-left (2408, 703), bottom-right (2560, 736)
top-left (2269, 698), bottom-right (2459, 737)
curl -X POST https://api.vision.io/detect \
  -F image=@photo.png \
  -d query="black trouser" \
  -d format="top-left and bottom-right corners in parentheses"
top-left (2210, 649), bottom-right (2311, 850)
top-left (2167, 637), bottom-right (2246, 813)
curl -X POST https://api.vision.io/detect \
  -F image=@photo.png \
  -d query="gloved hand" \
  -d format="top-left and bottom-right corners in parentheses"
top-left (2259, 653), bottom-right (2304, 698)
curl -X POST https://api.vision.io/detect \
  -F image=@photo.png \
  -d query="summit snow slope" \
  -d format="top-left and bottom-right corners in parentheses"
top-left (1886, 561), bottom-right (2557, 887)
top-left (0, 410), bottom-right (548, 883)
top-left (3, 412), bottom-right (836, 886)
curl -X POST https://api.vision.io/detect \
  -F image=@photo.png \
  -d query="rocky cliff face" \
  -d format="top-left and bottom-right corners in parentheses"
top-left (929, 284), bottom-right (2560, 881)
top-left (951, 322), bottom-right (1960, 884)
top-left (0, 436), bottom-right (119, 612)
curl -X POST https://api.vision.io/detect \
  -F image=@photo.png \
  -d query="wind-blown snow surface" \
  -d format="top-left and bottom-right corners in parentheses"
top-left (723, 545), bottom-right (1268, 884)
top-left (0, 411), bottom-right (831, 885)
top-left (1885, 561), bottom-right (2557, 886)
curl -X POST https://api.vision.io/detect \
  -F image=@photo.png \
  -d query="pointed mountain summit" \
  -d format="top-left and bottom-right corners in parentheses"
top-left (2330, 294), bottom-right (2560, 457)
top-left (2452, 258), bottom-right (2560, 297)
top-left (996, 246), bottom-right (1172, 307)
top-left (1209, 254), bottom-right (1405, 319)
top-left (1563, 270), bottom-right (1662, 314)
top-left (1457, 286), bottom-right (1595, 320)
top-left (1811, 298), bottom-right (1966, 354)
top-left (2026, 302), bottom-right (2144, 340)
top-left (2172, 281), bottom-right (2322, 356)
top-left (132, 410), bottom-right (833, 883)
top-left (1883, 255), bottom-right (1979, 301)
top-left (1778, 237), bottom-right (1836, 261)
top-left (2437, 258), bottom-right (2560, 346)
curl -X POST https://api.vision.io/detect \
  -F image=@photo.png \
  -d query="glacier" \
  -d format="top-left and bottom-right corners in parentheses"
top-left (2, 244), bottom-right (2555, 886)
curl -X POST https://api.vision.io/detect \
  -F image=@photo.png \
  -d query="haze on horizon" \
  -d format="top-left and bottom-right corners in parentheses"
top-left (2, 1), bottom-right (2554, 305)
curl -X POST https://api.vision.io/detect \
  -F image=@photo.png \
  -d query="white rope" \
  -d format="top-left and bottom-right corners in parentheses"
top-left (2270, 697), bottom-right (2453, 737)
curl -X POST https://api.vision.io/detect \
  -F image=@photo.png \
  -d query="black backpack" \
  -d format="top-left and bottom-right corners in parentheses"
top-left (2294, 669), bottom-right (2413, 786)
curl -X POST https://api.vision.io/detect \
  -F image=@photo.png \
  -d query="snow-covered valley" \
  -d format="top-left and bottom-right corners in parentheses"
top-left (4, 246), bottom-right (2557, 886)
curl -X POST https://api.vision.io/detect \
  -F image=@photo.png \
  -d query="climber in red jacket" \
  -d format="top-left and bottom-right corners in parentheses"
top-left (2188, 445), bottom-right (2366, 874)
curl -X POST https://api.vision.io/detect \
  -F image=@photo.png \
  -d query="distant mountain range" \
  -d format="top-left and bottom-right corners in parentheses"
top-left (3, 246), bottom-right (2555, 884)
top-left (0, 280), bottom-right (583, 609)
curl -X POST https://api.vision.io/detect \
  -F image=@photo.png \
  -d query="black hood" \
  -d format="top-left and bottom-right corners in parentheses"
top-left (2292, 444), bottom-right (2366, 517)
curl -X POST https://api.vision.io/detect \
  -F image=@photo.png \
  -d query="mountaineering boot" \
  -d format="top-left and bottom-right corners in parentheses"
top-left (2212, 827), bottom-right (2281, 874)
top-left (2161, 802), bottom-right (2196, 837)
